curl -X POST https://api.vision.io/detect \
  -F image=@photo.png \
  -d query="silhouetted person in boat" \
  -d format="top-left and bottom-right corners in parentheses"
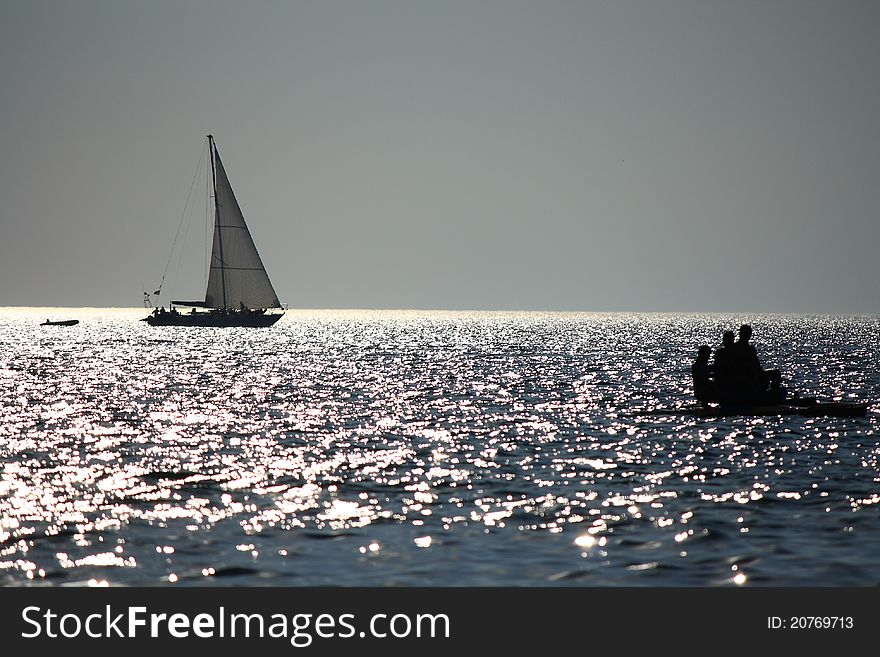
top-left (713, 331), bottom-right (736, 390)
top-left (724, 324), bottom-right (759, 402)
top-left (691, 345), bottom-right (716, 406)
top-left (712, 330), bottom-right (754, 404)
top-left (733, 324), bottom-right (761, 368)
top-left (765, 369), bottom-right (788, 404)
top-left (732, 324), bottom-right (783, 404)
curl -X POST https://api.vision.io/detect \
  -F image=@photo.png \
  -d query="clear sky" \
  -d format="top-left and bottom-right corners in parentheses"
top-left (1, 0), bottom-right (878, 312)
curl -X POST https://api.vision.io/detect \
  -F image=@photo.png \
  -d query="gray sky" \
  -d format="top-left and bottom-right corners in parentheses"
top-left (1, 0), bottom-right (878, 312)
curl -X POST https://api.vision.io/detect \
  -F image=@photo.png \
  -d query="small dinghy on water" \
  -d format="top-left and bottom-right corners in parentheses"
top-left (41, 319), bottom-right (79, 326)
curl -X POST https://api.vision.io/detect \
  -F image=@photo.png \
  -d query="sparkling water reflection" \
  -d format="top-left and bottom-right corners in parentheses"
top-left (1, 308), bottom-right (878, 586)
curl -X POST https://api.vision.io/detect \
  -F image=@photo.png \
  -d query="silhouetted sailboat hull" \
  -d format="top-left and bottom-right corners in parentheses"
top-left (143, 312), bottom-right (282, 327)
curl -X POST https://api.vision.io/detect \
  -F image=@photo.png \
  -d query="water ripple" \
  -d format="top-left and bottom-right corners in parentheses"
top-left (1, 308), bottom-right (878, 586)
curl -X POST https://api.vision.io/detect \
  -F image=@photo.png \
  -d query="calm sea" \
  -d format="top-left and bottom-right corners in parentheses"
top-left (1, 308), bottom-right (878, 586)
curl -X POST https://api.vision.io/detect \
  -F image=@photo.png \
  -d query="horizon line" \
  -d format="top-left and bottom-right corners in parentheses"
top-left (1, 305), bottom-right (878, 317)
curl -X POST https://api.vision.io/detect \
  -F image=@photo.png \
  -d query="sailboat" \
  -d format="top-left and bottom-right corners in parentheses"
top-left (144, 135), bottom-right (284, 327)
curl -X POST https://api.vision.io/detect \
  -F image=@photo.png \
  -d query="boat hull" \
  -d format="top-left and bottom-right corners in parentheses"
top-left (646, 401), bottom-right (868, 418)
top-left (41, 320), bottom-right (79, 326)
top-left (143, 312), bottom-right (283, 327)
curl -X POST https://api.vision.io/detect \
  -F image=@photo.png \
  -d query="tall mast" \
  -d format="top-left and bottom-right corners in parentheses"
top-left (207, 134), bottom-right (228, 309)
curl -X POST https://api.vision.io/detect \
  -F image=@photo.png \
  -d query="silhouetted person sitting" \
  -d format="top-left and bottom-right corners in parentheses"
top-left (734, 323), bottom-right (759, 361)
top-left (732, 324), bottom-right (786, 404)
top-left (713, 330), bottom-right (736, 386)
top-left (712, 330), bottom-right (754, 404)
top-left (691, 345), bottom-right (716, 406)
top-left (729, 324), bottom-right (764, 400)
top-left (764, 369), bottom-right (788, 404)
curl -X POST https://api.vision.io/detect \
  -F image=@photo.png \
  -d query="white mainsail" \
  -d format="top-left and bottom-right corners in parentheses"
top-left (204, 139), bottom-right (281, 309)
